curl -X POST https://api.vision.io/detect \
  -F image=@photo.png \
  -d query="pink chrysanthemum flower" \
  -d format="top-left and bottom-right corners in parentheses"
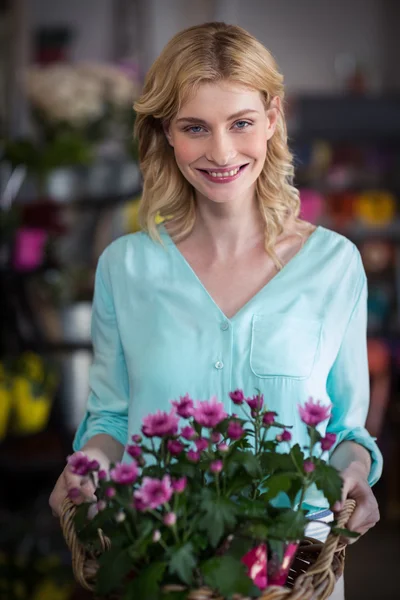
top-left (172, 477), bottom-right (187, 493)
top-left (171, 393), bottom-right (195, 418)
top-left (167, 439), bottom-right (184, 456)
top-left (142, 409), bottom-right (179, 438)
top-left (67, 452), bottom-right (96, 476)
top-left (193, 397), bottom-right (227, 428)
top-left (181, 425), bottom-right (196, 440)
top-left (195, 437), bottom-right (209, 452)
top-left (262, 411), bottom-right (277, 426)
top-left (163, 512), bottom-right (177, 527)
top-left (229, 389), bottom-right (245, 405)
top-left (126, 444), bottom-right (142, 459)
top-left (303, 459), bottom-right (315, 473)
top-left (218, 442), bottom-right (229, 452)
top-left (227, 421), bottom-right (244, 440)
top-left (211, 431), bottom-right (222, 443)
top-left (187, 449), bottom-right (200, 462)
top-left (276, 429), bottom-right (292, 443)
top-left (210, 459), bottom-right (223, 473)
top-left (134, 475), bottom-right (173, 510)
top-left (320, 432), bottom-right (337, 451)
top-left (110, 462), bottom-right (138, 485)
top-left (298, 398), bottom-right (331, 427)
top-left (246, 394), bottom-right (264, 411)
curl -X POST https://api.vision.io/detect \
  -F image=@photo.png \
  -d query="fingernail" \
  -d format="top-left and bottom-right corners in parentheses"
top-left (333, 502), bottom-right (341, 511)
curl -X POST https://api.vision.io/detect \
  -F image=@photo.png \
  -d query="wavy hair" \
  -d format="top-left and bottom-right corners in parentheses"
top-left (134, 22), bottom-right (300, 266)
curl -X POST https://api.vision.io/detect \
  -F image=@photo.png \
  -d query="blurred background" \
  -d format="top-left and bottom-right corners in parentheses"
top-left (0, 1), bottom-right (399, 599)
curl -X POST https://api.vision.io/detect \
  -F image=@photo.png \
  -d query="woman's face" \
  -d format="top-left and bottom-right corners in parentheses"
top-left (165, 81), bottom-right (280, 207)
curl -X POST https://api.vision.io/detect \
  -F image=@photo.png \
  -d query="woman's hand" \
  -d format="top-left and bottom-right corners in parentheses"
top-left (333, 461), bottom-right (380, 544)
top-left (49, 459), bottom-right (97, 517)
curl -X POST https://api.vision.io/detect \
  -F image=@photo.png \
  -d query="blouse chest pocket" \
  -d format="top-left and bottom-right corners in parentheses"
top-left (250, 314), bottom-right (322, 380)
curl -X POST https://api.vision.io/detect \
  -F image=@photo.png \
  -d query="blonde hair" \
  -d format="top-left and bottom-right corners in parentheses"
top-left (134, 22), bottom-right (300, 266)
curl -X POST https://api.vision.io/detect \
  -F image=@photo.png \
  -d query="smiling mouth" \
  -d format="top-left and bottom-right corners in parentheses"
top-left (196, 164), bottom-right (249, 178)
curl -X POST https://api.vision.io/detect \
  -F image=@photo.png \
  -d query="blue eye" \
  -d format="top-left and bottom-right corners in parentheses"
top-left (186, 125), bottom-right (204, 134)
top-left (234, 120), bottom-right (251, 129)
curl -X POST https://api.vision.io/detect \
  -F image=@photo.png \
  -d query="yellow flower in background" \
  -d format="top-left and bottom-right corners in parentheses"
top-left (32, 579), bottom-right (73, 600)
top-left (11, 376), bottom-right (53, 436)
top-left (0, 363), bottom-right (12, 441)
top-left (355, 190), bottom-right (396, 226)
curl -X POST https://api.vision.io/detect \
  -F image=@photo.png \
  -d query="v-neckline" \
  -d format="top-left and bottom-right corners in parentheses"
top-left (161, 224), bottom-right (322, 322)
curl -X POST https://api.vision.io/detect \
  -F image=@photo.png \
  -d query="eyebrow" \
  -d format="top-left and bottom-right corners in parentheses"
top-left (176, 109), bottom-right (260, 125)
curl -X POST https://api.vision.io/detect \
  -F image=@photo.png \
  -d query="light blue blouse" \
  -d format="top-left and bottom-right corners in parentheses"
top-left (73, 225), bottom-right (383, 510)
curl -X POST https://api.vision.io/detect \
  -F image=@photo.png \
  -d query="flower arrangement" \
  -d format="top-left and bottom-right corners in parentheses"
top-left (69, 392), bottom-right (357, 599)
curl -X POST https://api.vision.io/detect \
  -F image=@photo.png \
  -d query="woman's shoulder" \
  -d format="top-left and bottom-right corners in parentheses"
top-left (314, 224), bottom-right (361, 261)
top-left (101, 228), bottom-right (168, 264)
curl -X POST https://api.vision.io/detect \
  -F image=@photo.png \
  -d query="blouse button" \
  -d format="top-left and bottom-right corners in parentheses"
top-left (220, 321), bottom-right (229, 331)
top-left (214, 361), bottom-right (224, 370)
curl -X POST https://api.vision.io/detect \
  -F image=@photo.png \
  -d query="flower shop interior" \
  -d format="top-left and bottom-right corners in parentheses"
top-left (1, 1), bottom-right (400, 599)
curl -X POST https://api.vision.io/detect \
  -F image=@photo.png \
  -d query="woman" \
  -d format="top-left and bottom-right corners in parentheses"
top-left (50, 22), bottom-right (382, 598)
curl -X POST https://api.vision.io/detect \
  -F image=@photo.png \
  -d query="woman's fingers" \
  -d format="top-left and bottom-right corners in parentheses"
top-left (49, 467), bottom-right (97, 517)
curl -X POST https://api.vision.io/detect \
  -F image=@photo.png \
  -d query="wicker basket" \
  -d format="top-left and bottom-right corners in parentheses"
top-left (60, 498), bottom-right (356, 600)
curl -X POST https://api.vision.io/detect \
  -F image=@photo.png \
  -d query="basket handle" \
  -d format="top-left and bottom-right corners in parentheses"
top-left (60, 497), bottom-right (110, 591)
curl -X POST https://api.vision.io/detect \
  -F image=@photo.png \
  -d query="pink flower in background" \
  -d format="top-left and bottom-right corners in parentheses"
top-left (304, 459), bottom-right (315, 473)
top-left (172, 477), bottom-right (187, 493)
top-left (67, 452), bottom-right (93, 476)
top-left (187, 449), bottom-right (201, 462)
top-left (298, 398), bottom-right (331, 427)
top-left (97, 500), bottom-right (107, 511)
top-left (110, 462), bottom-right (138, 485)
top-left (142, 409), bottom-right (179, 438)
top-left (229, 389), bottom-right (245, 405)
top-left (211, 431), bottom-right (222, 443)
top-left (241, 544), bottom-right (268, 590)
top-left (172, 393), bottom-right (195, 418)
top-left (131, 434), bottom-right (142, 443)
top-left (320, 432), bottom-right (337, 451)
top-left (210, 460), bottom-right (223, 473)
top-left (134, 475), bottom-right (173, 510)
top-left (218, 442), bottom-right (229, 452)
top-left (98, 469), bottom-right (108, 481)
top-left (195, 438), bottom-right (209, 452)
top-left (167, 439), bottom-right (184, 456)
top-left (152, 530), bottom-right (161, 542)
top-left (127, 444), bottom-right (142, 459)
top-left (276, 430), bottom-right (292, 443)
top-left (181, 425), bottom-right (196, 440)
top-left (193, 397), bottom-right (227, 428)
top-left (262, 411), bottom-right (277, 426)
top-left (134, 495), bottom-right (147, 511)
top-left (163, 512), bottom-right (177, 526)
top-left (246, 394), bottom-right (264, 411)
top-left (105, 487), bottom-right (116, 498)
top-left (227, 421), bottom-right (245, 440)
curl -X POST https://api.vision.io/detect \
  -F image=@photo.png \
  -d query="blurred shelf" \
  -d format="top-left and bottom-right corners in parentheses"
top-left (15, 187), bottom-right (142, 210)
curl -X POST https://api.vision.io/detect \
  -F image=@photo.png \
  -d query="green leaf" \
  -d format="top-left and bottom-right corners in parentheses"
top-left (201, 556), bottom-right (258, 599)
top-left (259, 474), bottom-right (292, 502)
top-left (168, 543), bottom-right (196, 585)
top-left (95, 546), bottom-right (133, 596)
top-left (199, 491), bottom-right (237, 547)
top-left (226, 451), bottom-right (261, 479)
top-left (314, 463), bottom-right (343, 507)
top-left (268, 509), bottom-right (308, 542)
top-left (123, 561), bottom-right (167, 600)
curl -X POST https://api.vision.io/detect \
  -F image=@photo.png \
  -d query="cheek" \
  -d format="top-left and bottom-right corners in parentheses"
top-left (173, 138), bottom-right (199, 166)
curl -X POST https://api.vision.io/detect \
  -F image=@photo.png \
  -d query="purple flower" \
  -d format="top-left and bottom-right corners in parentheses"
top-left (134, 495), bottom-right (147, 511)
top-left (210, 460), bottom-right (223, 473)
top-left (227, 421), bottom-right (245, 440)
top-left (98, 469), bottom-right (108, 481)
top-left (67, 452), bottom-right (92, 476)
top-left (195, 437), bottom-right (209, 452)
top-left (126, 444), bottom-right (142, 459)
top-left (276, 430), bottom-right (292, 442)
top-left (167, 439), bottom-right (184, 456)
top-left (142, 409), bottom-right (179, 438)
top-left (262, 411), bottom-right (276, 426)
top-left (105, 487), bottom-right (116, 498)
top-left (320, 432), bottom-right (337, 451)
top-left (163, 512), bottom-right (177, 527)
top-left (246, 394), bottom-right (264, 412)
top-left (304, 459), bottom-right (315, 473)
top-left (211, 431), bottom-right (222, 443)
top-left (193, 397), bottom-right (227, 428)
top-left (131, 434), bottom-right (142, 443)
top-left (171, 393), bottom-right (195, 418)
top-left (172, 477), bottom-right (187, 493)
top-left (298, 398), bottom-right (331, 427)
top-left (187, 449), bottom-right (200, 463)
top-left (181, 426), bottom-right (196, 440)
top-left (134, 475), bottom-right (173, 510)
top-left (110, 462), bottom-right (138, 485)
top-left (229, 389), bottom-right (245, 405)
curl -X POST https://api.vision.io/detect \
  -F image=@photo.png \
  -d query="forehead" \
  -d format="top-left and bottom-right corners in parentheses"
top-left (176, 81), bottom-right (265, 118)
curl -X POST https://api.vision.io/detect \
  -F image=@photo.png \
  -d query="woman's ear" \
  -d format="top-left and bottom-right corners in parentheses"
top-left (265, 96), bottom-right (281, 140)
top-left (163, 121), bottom-right (174, 147)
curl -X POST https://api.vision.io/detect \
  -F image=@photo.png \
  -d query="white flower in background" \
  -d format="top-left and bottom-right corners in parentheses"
top-left (77, 62), bottom-right (141, 108)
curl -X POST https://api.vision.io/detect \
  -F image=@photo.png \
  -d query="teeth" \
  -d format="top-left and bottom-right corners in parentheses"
top-left (208, 167), bottom-right (240, 178)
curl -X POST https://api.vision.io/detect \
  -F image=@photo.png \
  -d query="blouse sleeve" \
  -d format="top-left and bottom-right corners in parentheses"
top-left (326, 258), bottom-right (383, 487)
top-left (73, 251), bottom-right (129, 451)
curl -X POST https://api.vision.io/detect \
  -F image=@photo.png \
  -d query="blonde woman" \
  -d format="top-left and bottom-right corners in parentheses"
top-left (50, 23), bottom-right (382, 599)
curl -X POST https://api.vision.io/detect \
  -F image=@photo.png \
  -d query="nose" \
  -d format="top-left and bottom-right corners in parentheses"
top-left (205, 130), bottom-right (237, 166)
